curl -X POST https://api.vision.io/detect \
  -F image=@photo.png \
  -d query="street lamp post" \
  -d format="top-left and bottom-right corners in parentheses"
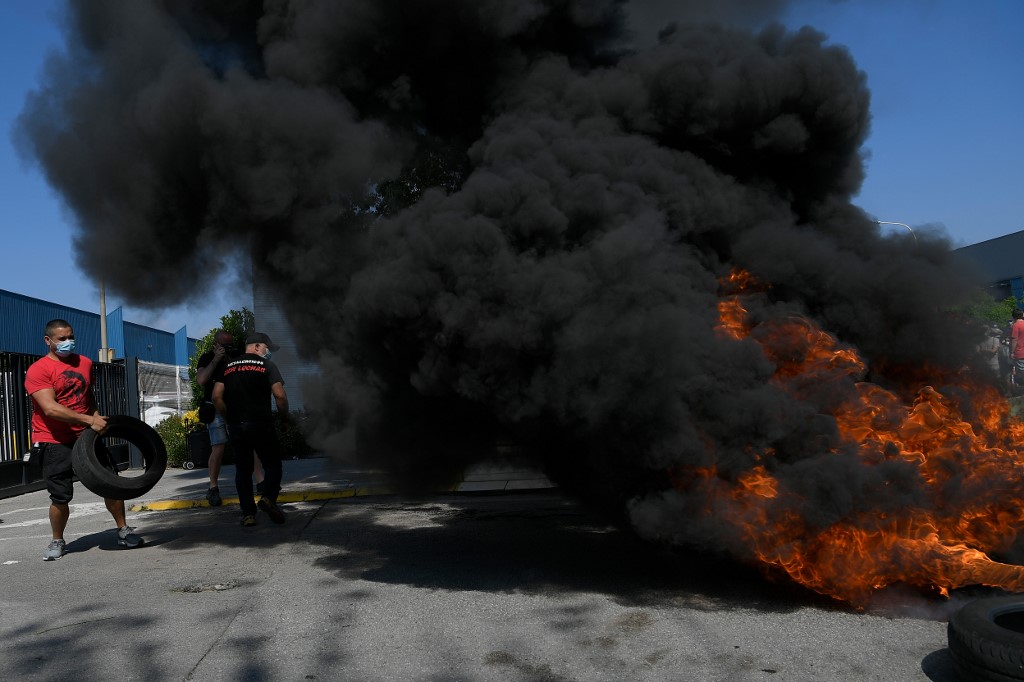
top-left (875, 220), bottom-right (917, 243)
top-left (98, 280), bottom-right (115, 362)
top-left (99, 280), bottom-right (110, 362)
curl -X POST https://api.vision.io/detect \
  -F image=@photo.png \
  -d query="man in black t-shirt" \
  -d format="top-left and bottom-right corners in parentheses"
top-left (212, 332), bottom-right (290, 526)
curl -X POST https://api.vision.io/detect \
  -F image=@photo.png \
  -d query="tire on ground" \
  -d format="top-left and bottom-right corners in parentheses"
top-left (72, 415), bottom-right (167, 500)
top-left (948, 596), bottom-right (1024, 682)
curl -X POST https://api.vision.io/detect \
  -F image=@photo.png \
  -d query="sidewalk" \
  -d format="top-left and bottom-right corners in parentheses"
top-left (126, 455), bottom-right (556, 512)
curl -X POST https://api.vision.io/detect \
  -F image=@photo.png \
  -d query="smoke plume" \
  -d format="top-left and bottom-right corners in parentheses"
top-left (18, 1), bottom-right (991, 601)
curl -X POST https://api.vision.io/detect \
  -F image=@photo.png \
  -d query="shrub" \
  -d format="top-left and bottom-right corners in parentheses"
top-left (154, 409), bottom-right (205, 468)
top-left (155, 409), bottom-right (313, 467)
top-left (276, 410), bottom-right (314, 458)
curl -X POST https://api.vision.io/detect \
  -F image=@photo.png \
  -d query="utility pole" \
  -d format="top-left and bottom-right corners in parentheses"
top-left (99, 280), bottom-right (112, 362)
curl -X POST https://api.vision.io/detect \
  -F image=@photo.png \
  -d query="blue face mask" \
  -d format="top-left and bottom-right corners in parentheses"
top-left (54, 339), bottom-right (76, 357)
top-left (262, 349), bottom-right (273, 361)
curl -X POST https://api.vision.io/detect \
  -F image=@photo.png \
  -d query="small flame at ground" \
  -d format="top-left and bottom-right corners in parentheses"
top-left (693, 270), bottom-right (1024, 606)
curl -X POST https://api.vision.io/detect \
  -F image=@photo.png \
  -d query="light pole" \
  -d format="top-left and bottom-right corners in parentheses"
top-left (99, 280), bottom-right (110, 362)
top-left (875, 220), bottom-right (917, 243)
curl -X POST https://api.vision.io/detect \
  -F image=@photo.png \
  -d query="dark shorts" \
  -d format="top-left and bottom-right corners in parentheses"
top-left (41, 440), bottom-right (115, 505)
top-left (41, 442), bottom-right (76, 505)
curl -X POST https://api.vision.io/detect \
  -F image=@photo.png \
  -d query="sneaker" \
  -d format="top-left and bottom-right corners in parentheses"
top-left (206, 487), bottom-right (222, 507)
top-left (117, 526), bottom-right (144, 549)
top-left (44, 539), bottom-right (66, 561)
top-left (257, 497), bottom-right (286, 524)
top-left (241, 515), bottom-right (256, 527)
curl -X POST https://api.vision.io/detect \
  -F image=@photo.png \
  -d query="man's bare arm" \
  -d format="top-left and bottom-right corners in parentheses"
top-left (212, 382), bottom-right (226, 417)
top-left (31, 388), bottom-right (107, 433)
top-left (271, 382), bottom-right (289, 418)
top-left (195, 346), bottom-right (227, 387)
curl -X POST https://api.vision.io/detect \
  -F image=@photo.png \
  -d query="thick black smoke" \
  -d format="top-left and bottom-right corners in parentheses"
top-left (18, 0), bottom-right (986, 590)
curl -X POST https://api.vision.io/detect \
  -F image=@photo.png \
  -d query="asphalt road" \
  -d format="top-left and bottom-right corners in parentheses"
top-left (0, 481), bottom-right (965, 681)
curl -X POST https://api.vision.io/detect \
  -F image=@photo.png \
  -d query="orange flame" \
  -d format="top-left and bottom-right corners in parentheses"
top-left (692, 268), bottom-right (1024, 606)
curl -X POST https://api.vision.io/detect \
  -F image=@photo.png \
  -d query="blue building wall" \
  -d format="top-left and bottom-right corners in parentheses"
top-left (0, 289), bottom-right (199, 364)
top-left (956, 230), bottom-right (1024, 306)
top-left (123, 320), bottom-right (177, 361)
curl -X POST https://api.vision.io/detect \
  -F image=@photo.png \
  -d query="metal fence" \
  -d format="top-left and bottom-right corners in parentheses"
top-left (94, 359), bottom-right (130, 424)
top-left (0, 352), bottom-right (36, 466)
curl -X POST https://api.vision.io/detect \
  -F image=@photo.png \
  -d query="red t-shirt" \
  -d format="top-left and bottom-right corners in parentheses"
top-left (1013, 320), bottom-right (1024, 359)
top-left (24, 354), bottom-right (94, 444)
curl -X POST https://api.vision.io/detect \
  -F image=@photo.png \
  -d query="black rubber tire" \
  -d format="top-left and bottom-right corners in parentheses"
top-left (72, 415), bottom-right (167, 500)
top-left (948, 596), bottom-right (1024, 682)
top-left (184, 460), bottom-right (196, 470)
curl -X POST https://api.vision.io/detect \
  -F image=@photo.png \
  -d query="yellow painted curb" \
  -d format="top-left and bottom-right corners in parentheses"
top-left (128, 483), bottom-right (461, 512)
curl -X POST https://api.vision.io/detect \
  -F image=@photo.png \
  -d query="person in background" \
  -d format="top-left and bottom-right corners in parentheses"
top-left (213, 332), bottom-right (289, 527)
top-left (195, 329), bottom-right (235, 506)
top-left (196, 330), bottom-right (268, 505)
top-left (978, 324), bottom-right (1003, 375)
top-left (25, 319), bottom-right (143, 560)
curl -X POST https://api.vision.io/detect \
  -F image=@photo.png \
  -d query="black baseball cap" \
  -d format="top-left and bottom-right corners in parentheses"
top-left (245, 332), bottom-right (280, 351)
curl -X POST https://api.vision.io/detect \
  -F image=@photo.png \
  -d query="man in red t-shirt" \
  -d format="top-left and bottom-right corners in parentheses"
top-left (1010, 309), bottom-right (1024, 386)
top-left (24, 319), bottom-right (144, 561)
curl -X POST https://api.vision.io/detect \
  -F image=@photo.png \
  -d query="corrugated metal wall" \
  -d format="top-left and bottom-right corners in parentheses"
top-left (1, 288), bottom-right (199, 364)
top-left (124, 321), bottom-right (178, 361)
top-left (0, 289), bottom-right (102, 357)
top-left (956, 230), bottom-right (1024, 284)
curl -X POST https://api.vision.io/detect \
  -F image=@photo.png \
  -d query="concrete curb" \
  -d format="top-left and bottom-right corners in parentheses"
top-left (124, 456), bottom-right (556, 512)
top-left (128, 485), bottom-right (451, 512)
top-left (128, 480), bottom-right (560, 512)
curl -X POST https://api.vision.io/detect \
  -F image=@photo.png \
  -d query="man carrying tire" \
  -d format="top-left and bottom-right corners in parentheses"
top-left (212, 332), bottom-right (290, 527)
top-left (25, 319), bottom-right (143, 561)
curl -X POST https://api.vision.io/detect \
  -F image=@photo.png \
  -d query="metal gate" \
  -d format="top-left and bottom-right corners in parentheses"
top-left (0, 353), bottom-right (36, 467)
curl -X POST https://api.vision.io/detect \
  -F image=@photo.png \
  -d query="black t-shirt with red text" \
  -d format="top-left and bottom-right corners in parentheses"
top-left (218, 353), bottom-right (284, 424)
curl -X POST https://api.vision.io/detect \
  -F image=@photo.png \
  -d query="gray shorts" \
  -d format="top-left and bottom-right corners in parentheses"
top-left (208, 413), bottom-right (229, 446)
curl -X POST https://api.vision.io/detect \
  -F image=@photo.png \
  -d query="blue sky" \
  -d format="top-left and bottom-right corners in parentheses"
top-left (0, 2), bottom-right (246, 338)
top-left (1, 1), bottom-right (1021, 338)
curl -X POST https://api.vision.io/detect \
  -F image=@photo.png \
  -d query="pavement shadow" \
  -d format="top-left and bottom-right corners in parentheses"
top-left (64, 528), bottom-right (124, 554)
top-left (302, 494), bottom-right (838, 613)
top-left (921, 648), bottom-right (957, 682)
top-left (131, 492), bottom-right (954, 616)
top-left (3, 603), bottom-right (169, 680)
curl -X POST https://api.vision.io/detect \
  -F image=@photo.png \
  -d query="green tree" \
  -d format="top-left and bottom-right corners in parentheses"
top-left (187, 307), bottom-right (255, 407)
top-left (952, 291), bottom-right (1018, 328)
top-left (368, 134), bottom-right (469, 216)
